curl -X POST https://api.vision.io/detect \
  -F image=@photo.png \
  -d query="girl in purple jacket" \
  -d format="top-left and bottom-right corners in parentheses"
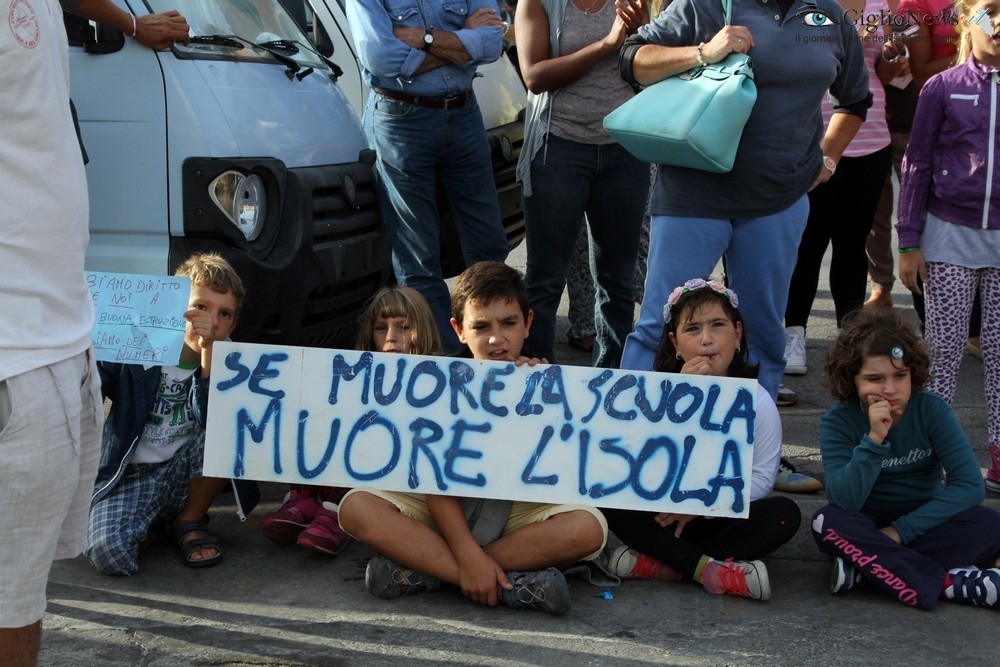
top-left (897, 0), bottom-right (1000, 492)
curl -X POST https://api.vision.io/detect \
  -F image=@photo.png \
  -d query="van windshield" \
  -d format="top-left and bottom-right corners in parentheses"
top-left (148, 0), bottom-right (325, 67)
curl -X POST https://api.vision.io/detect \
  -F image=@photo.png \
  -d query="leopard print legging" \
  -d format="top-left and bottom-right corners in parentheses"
top-left (924, 262), bottom-right (1000, 476)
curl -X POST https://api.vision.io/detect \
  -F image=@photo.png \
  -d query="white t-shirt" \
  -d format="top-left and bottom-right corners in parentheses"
top-left (0, 0), bottom-right (93, 381)
top-left (750, 384), bottom-right (782, 502)
top-left (132, 365), bottom-right (199, 464)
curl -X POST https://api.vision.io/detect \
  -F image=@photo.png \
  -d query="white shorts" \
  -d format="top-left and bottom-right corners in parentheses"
top-left (0, 350), bottom-right (101, 627)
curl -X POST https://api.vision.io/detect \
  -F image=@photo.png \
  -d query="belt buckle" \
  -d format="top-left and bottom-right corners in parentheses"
top-left (441, 93), bottom-right (465, 109)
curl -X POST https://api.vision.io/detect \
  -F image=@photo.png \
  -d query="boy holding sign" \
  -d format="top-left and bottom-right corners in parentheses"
top-left (338, 261), bottom-right (608, 615)
top-left (85, 253), bottom-right (257, 574)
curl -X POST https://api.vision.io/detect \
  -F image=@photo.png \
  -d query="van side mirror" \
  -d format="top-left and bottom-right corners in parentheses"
top-left (278, 0), bottom-right (334, 57)
top-left (63, 11), bottom-right (125, 54)
top-left (64, 12), bottom-right (95, 46)
top-left (88, 23), bottom-right (126, 54)
top-left (312, 18), bottom-right (334, 58)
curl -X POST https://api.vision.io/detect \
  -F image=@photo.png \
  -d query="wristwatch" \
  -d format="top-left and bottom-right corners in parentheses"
top-left (823, 155), bottom-right (837, 176)
top-left (422, 30), bottom-right (434, 51)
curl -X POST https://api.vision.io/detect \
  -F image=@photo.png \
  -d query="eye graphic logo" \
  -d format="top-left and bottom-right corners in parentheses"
top-left (795, 3), bottom-right (838, 27)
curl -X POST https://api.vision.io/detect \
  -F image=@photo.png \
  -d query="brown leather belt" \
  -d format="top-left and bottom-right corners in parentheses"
top-left (374, 87), bottom-right (473, 109)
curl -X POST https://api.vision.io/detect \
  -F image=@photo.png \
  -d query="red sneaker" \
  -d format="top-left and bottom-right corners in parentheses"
top-left (700, 558), bottom-right (770, 600)
top-left (609, 545), bottom-right (682, 582)
top-left (259, 489), bottom-right (321, 543)
top-left (297, 502), bottom-right (351, 555)
top-left (986, 445), bottom-right (1000, 493)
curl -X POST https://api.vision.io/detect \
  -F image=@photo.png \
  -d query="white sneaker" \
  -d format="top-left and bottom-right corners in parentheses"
top-left (701, 559), bottom-right (771, 601)
top-left (784, 326), bottom-right (807, 375)
top-left (608, 545), bottom-right (682, 581)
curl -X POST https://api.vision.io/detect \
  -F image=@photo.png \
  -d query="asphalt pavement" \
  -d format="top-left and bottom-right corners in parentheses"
top-left (41, 244), bottom-right (996, 666)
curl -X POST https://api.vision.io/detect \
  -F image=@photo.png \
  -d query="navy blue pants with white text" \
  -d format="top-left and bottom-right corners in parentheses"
top-left (812, 503), bottom-right (1000, 610)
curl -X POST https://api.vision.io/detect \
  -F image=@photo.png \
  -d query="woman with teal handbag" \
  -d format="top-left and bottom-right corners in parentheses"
top-left (618, 0), bottom-right (872, 411)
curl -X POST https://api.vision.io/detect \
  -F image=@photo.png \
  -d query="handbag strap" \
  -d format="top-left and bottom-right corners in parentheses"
top-left (723, 0), bottom-right (732, 26)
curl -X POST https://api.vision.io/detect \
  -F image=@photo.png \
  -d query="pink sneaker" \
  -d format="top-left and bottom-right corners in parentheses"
top-left (260, 489), bottom-right (321, 543)
top-left (297, 501), bottom-right (351, 555)
top-left (986, 445), bottom-right (1000, 493)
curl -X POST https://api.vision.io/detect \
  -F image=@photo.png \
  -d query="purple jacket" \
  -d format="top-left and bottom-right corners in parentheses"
top-left (897, 57), bottom-right (1000, 249)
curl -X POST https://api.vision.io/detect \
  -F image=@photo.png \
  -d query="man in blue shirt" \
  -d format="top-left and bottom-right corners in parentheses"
top-left (345, 1), bottom-right (510, 352)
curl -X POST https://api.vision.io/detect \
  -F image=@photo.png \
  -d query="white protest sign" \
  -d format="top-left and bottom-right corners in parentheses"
top-left (86, 272), bottom-right (190, 365)
top-left (204, 343), bottom-right (758, 517)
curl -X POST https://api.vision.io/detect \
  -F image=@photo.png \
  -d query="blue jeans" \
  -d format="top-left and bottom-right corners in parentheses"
top-left (620, 196), bottom-right (809, 400)
top-left (364, 92), bottom-right (508, 351)
top-left (523, 135), bottom-right (647, 367)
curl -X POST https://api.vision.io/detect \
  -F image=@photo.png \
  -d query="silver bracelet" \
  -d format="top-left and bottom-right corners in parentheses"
top-left (696, 42), bottom-right (707, 67)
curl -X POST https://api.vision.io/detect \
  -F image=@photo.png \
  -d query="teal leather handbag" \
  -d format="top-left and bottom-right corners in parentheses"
top-left (603, 0), bottom-right (756, 173)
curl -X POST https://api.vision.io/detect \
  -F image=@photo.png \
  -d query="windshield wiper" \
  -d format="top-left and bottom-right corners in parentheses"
top-left (188, 35), bottom-right (244, 49)
top-left (187, 34), bottom-right (312, 80)
top-left (256, 39), bottom-right (300, 54)
top-left (253, 39), bottom-right (314, 80)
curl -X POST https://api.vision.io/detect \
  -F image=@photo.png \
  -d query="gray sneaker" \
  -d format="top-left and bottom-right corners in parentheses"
top-left (502, 567), bottom-right (571, 615)
top-left (365, 555), bottom-right (441, 599)
top-left (774, 457), bottom-right (824, 493)
top-left (776, 384), bottom-right (800, 407)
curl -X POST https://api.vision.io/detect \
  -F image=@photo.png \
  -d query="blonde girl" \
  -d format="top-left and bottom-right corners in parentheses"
top-left (897, 0), bottom-right (1000, 491)
top-left (356, 286), bottom-right (442, 356)
top-left (260, 286), bottom-right (441, 551)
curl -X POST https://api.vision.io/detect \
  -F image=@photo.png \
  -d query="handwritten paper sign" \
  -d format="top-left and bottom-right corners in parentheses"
top-left (86, 271), bottom-right (190, 365)
top-left (204, 343), bottom-right (758, 517)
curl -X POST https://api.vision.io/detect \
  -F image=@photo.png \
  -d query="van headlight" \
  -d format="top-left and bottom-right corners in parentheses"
top-left (209, 171), bottom-right (266, 241)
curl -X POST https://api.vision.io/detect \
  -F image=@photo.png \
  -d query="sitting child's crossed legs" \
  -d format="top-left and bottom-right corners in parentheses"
top-left (339, 488), bottom-right (606, 584)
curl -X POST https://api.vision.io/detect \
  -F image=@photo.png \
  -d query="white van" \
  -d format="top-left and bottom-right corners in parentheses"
top-left (67, 0), bottom-right (392, 347)
top-left (68, 0), bottom-right (526, 348)
top-left (288, 0), bottom-right (528, 276)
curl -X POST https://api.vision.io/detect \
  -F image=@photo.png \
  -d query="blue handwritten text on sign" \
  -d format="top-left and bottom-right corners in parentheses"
top-left (203, 343), bottom-right (757, 517)
top-left (86, 272), bottom-right (190, 365)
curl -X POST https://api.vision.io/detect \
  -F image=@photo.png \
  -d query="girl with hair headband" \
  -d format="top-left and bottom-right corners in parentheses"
top-left (603, 279), bottom-right (801, 601)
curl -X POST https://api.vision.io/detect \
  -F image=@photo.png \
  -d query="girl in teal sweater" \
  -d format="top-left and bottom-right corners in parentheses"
top-left (812, 309), bottom-right (1000, 611)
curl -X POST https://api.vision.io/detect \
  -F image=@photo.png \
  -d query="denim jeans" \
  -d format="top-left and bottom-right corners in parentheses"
top-left (621, 196), bottom-right (809, 400)
top-left (523, 135), bottom-right (647, 367)
top-left (364, 91), bottom-right (508, 352)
